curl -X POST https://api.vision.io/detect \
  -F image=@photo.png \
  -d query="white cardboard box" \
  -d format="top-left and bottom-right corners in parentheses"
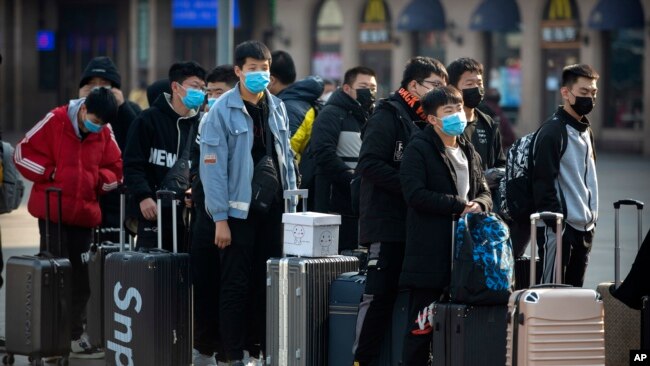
top-left (282, 212), bottom-right (341, 257)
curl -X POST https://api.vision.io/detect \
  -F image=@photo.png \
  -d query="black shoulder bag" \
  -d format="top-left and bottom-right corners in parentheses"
top-left (250, 114), bottom-right (280, 213)
top-left (160, 123), bottom-right (196, 200)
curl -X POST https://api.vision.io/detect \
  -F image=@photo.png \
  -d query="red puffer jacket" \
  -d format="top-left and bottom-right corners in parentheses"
top-left (14, 104), bottom-right (123, 228)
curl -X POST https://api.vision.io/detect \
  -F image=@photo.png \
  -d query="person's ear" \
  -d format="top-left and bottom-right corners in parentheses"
top-left (560, 86), bottom-right (569, 101)
top-left (427, 114), bottom-right (438, 127)
top-left (407, 79), bottom-right (418, 93)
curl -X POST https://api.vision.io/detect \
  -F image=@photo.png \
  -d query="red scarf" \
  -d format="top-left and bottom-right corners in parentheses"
top-left (397, 88), bottom-right (428, 121)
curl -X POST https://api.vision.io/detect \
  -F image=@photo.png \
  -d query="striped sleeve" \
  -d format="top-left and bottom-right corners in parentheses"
top-left (14, 112), bottom-right (57, 182)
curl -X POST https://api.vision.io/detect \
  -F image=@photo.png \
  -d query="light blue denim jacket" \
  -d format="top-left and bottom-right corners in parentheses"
top-left (199, 84), bottom-right (297, 221)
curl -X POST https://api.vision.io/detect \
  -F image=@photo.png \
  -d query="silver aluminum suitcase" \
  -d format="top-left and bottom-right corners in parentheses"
top-left (506, 212), bottom-right (605, 366)
top-left (596, 199), bottom-right (643, 365)
top-left (265, 256), bottom-right (359, 366)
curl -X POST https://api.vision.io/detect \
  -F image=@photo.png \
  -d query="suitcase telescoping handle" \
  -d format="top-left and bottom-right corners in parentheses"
top-left (118, 184), bottom-right (133, 252)
top-left (614, 199), bottom-right (644, 288)
top-left (529, 212), bottom-right (563, 286)
top-left (45, 187), bottom-right (63, 256)
top-left (157, 190), bottom-right (179, 253)
top-left (283, 189), bottom-right (308, 214)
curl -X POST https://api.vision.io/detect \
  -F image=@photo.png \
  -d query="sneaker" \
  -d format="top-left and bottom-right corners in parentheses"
top-left (193, 348), bottom-right (217, 366)
top-left (245, 352), bottom-right (264, 366)
top-left (69, 335), bottom-right (104, 359)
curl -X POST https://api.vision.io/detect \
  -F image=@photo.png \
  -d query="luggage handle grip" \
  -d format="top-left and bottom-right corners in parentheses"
top-left (614, 199), bottom-right (644, 210)
top-left (614, 198), bottom-right (644, 287)
top-left (530, 284), bottom-right (572, 289)
top-left (118, 184), bottom-right (131, 252)
top-left (156, 190), bottom-right (179, 253)
top-left (284, 189), bottom-right (308, 213)
top-left (45, 187), bottom-right (63, 256)
top-left (530, 212), bottom-right (563, 287)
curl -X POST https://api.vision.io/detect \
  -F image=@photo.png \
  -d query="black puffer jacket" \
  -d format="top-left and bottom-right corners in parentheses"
top-left (123, 94), bottom-right (200, 204)
top-left (357, 94), bottom-right (425, 245)
top-left (277, 76), bottom-right (324, 136)
top-left (399, 126), bottom-right (492, 289)
top-left (311, 89), bottom-right (368, 214)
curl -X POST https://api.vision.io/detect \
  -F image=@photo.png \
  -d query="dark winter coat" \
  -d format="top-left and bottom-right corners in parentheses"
top-left (277, 76), bottom-right (324, 136)
top-left (399, 126), bottom-right (492, 290)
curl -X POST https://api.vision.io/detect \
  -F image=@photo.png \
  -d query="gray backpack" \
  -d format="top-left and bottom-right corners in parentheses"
top-left (1, 141), bottom-right (25, 214)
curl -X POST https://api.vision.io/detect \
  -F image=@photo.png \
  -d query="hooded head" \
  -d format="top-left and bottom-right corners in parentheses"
top-left (146, 79), bottom-right (172, 106)
top-left (79, 56), bottom-right (121, 89)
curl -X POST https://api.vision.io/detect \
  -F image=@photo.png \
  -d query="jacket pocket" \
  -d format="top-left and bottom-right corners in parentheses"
top-left (202, 135), bottom-right (220, 146)
top-left (227, 118), bottom-right (248, 136)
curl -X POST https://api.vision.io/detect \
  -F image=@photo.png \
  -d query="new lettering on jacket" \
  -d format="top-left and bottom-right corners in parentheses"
top-left (148, 148), bottom-right (177, 168)
top-left (107, 282), bottom-right (143, 366)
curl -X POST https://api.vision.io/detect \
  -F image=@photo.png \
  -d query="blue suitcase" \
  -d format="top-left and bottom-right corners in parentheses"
top-left (328, 272), bottom-right (366, 366)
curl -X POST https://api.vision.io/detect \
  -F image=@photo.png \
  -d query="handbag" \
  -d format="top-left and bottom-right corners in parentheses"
top-left (250, 116), bottom-right (280, 213)
top-left (450, 212), bottom-right (514, 305)
top-left (160, 123), bottom-right (195, 201)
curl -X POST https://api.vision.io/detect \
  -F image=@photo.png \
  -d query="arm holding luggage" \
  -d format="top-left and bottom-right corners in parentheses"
top-left (97, 125), bottom-right (123, 194)
top-left (532, 126), bottom-right (564, 218)
top-left (123, 115), bottom-right (157, 220)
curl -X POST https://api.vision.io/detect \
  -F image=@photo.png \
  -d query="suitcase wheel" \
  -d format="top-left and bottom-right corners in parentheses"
top-left (57, 358), bottom-right (68, 366)
top-left (2, 354), bottom-right (15, 365)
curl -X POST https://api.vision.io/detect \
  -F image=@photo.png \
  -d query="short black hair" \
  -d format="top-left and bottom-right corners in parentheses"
top-left (323, 78), bottom-right (337, 87)
top-left (343, 66), bottom-right (376, 87)
top-left (400, 57), bottom-right (448, 89)
top-left (168, 61), bottom-right (206, 85)
top-left (84, 87), bottom-right (118, 125)
top-left (206, 65), bottom-right (238, 87)
top-left (446, 58), bottom-right (484, 88)
top-left (421, 86), bottom-right (463, 117)
top-left (562, 64), bottom-right (599, 88)
top-left (234, 40), bottom-right (272, 69)
top-left (270, 50), bottom-right (296, 85)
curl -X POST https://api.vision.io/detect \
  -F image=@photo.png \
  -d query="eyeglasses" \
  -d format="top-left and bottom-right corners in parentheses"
top-left (419, 80), bottom-right (444, 89)
top-left (178, 82), bottom-right (207, 93)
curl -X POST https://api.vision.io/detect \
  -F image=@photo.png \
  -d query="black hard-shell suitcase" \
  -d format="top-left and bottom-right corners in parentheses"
top-left (103, 190), bottom-right (191, 366)
top-left (377, 290), bottom-right (409, 366)
top-left (327, 272), bottom-right (366, 366)
top-left (4, 187), bottom-right (72, 366)
top-left (431, 217), bottom-right (508, 366)
top-left (266, 256), bottom-right (359, 366)
top-left (85, 186), bottom-right (128, 349)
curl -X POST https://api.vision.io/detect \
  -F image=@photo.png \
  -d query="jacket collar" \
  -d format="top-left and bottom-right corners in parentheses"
top-left (153, 92), bottom-right (199, 122)
top-left (327, 89), bottom-right (367, 123)
top-left (556, 106), bottom-right (591, 132)
top-left (424, 125), bottom-right (472, 154)
top-left (224, 83), bottom-right (282, 112)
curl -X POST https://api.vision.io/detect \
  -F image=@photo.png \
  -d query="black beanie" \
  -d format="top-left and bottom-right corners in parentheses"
top-left (79, 56), bottom-right (121, 89)
top-left (146, 79), bottom-right (172, 106)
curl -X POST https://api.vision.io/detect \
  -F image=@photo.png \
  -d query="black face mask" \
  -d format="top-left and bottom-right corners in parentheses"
top-left (462, 87), bottom-right (484, 109)
top-left (571, 95), bottom-right (595, 116)
top-left (356, 88), bottom-right (376, 113)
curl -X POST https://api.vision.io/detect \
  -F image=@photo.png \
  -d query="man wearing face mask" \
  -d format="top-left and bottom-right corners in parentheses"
top-left (354, 56), bottom-right (447, 366)
top-left (447, 58), bottom-right (506, 189)
top-left (124, 61), bottom-right (206, 251)
top-left (532, 64), bottom-right (599, 287)
top-left (14, 87), bottom-right (122, 359)
top-left (310, 66), bottom-right (377, 252)
top-left (399, 86), bottom-right (491, 364)
top-left (200, 41), bottom-right (297, 366)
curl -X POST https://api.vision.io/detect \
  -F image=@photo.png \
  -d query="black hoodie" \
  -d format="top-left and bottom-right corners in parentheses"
top-left (277, 76), bottom-right (324, 135)
top-left (123, 94), bottom-right (200, 204)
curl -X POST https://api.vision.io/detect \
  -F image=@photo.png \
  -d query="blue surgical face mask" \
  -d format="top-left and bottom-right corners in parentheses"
top-left (207, 98), bottom-right (218, 110)
top-left (244, 71), bottom-right (270, 94)
top-left (440, 111), bottom-right (467, 136)
top-left (179, 83), bottom-right (206, 110)
top-left (84, 119), bottom-right (103, 133)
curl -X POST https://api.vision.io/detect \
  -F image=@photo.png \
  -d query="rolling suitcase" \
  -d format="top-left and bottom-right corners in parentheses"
top-left (596, 199), bottom-right (643, 365)
top-left (4, 187), bottom-right (72, 366)
top-left (431, 217), bottom-right (508, 366)
top-left (85, 185), bottom-right (128, 349)
top-left (265, 256), bottom-right (359, 366)
top-left (103, 190), bottom-right (191, 366)
top-left (327, 272), bottom-right (366, 366)
top-left (506, 212), bottom-right (605, 366)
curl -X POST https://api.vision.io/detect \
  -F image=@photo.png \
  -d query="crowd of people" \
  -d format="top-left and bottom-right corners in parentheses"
top-left (9, 38), bottom-right (645, 366)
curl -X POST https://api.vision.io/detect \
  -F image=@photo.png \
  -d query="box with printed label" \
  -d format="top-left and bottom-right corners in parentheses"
top-left (282, 212), bottom-right (341, 257)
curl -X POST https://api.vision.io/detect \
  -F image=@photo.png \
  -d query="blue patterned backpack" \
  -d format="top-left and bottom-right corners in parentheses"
top-left (450, 212), bottom-right (514, 305)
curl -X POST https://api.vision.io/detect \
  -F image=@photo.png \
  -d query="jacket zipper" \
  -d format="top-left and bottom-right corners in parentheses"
top-left (582, 133), bottom-right (593, 231)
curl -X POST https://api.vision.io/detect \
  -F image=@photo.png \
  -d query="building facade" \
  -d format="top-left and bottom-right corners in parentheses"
top-left (1, 0), bottom-right (650, 155)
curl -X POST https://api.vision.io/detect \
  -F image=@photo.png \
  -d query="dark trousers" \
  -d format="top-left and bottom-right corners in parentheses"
top-left (401, 288), bottom-right (442, 366)
top-left (219, 200), bottom-right (283, 361)
top-left (135, 203), bottom-right (185, 252)
top-left (537, 224), bottom-right (594, 286)
top-left (38, 219), bottom-right (92, 340)
top-left (191, 203), bottom-right (221, 356)
top-left (354, 242), bottom-right (405, 365)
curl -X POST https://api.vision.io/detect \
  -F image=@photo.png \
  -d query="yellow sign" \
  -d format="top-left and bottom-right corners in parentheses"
top-left (364, 0), bottom-right (388, 23)
top-left (546, 0), bottom-right (577, 21)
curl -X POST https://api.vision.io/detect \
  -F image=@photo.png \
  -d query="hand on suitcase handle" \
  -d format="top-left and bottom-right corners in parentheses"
top-left (140, 198), bottom-right (157, 221)
top-left (614, 199), bottom-right (644, 210)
